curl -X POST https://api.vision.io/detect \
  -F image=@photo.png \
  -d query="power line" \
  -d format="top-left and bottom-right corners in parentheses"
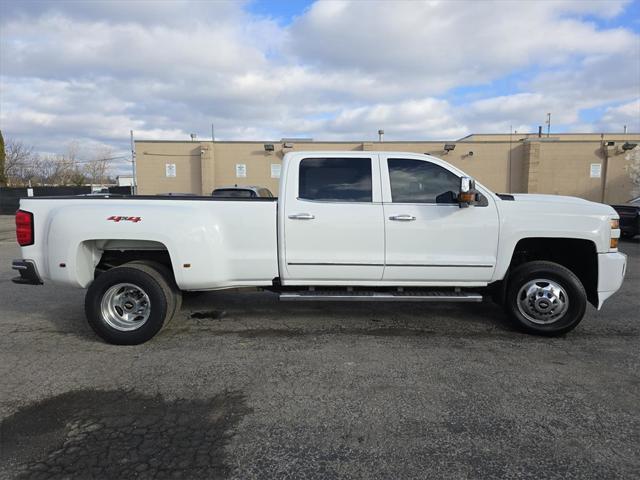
top-left (17, 155), bottom-right (129, 165)
top-left (142, 152), bottom-right (200, 157)
top-left (73, 156), bottom-right (130, 164)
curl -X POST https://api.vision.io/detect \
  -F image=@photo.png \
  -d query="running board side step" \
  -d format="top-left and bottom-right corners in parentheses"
top-left (279, 290), bottom-right (483, 302)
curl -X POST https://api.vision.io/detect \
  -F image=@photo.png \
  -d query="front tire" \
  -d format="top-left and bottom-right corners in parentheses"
top-left (505, 261), bottom-right (587, 336)
top-left (85, 262), bottom-right (176, 344)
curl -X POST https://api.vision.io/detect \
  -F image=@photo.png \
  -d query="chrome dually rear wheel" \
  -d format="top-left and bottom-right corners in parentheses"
top-left (86, 262), bottom-right (177, 345)
top-left (100, 283), bottom-right (151, 331)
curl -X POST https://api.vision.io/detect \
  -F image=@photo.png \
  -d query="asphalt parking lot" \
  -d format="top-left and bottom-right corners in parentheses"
top-left (0, 215), bottom-right (638, 479)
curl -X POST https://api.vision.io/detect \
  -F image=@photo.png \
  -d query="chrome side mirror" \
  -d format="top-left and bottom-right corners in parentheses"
top-left (458, 176), bottom-right (477, 208)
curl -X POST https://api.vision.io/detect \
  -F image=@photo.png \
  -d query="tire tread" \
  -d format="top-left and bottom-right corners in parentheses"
top-left (85, 263), bottom-right (174, 344)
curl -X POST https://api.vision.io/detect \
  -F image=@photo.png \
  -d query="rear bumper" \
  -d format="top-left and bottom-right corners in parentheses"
top-left (596, 252), bottom-right (627, 309)
top-left (11, 259), bottom-right (43, 285)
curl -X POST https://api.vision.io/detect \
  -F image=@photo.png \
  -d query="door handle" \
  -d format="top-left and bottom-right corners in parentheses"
top-left (288, 213), bottom-right (315, 220)
top-left (389, 214), bottom-right (416, 221)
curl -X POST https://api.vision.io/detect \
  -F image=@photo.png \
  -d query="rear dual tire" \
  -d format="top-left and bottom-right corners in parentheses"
top-left (85, 261), bottom-right (181, 345)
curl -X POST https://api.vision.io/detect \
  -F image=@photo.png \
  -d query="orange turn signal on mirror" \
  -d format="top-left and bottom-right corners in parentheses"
top-left (610, 219), bottom-right (619, 230)
top-left (458, 192), bottom-right (475, 203)
top-left (610, 237), bottom-right (619, 249)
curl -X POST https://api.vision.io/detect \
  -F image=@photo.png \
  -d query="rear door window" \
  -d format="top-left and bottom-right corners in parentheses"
top-left (299, 158), bottom-right (372, 202)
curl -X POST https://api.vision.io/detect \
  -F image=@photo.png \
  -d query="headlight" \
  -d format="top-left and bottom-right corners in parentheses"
top-left (610, 219), bottom-right (619, 229)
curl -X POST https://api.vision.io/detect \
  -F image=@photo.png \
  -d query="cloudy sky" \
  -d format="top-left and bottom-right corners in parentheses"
top-left (1, 0), bottom-right (639, 170)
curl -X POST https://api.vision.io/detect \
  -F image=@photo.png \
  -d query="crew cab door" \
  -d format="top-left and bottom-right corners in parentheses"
top-left (282, 154), bottom-right (384, 282)
top-left (380, 154), bottom-right (499, 282)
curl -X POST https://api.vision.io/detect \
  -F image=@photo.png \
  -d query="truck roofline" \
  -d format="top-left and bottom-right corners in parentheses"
top-left (17, 195), bottom-right (277, 202)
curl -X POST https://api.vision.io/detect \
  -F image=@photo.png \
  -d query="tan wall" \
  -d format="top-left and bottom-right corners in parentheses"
top-left (532, 142), bottom-right (605, 201)
top-left (524, 140), bottom-right (639, 203)
top-left (136, 142), bottom-right (203, 195)
top-left (135, 137), bottom-right (639, 202)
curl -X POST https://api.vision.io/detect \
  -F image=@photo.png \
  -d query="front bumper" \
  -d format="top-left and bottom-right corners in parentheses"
top-left (596, 252), bottom-right (627, 309)
top-left (12, 259), bottom-right (43, 285)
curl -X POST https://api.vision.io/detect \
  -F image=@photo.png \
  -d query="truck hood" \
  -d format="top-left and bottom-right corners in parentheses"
top-left (507, 194), bottom-right (616, 215)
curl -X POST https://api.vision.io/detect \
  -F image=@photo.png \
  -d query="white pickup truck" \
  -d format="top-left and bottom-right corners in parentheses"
top-left (12, 151), bottom-right (627, 344)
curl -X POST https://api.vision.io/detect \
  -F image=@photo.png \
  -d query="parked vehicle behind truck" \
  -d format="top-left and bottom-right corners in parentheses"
top-left (211, 185), bottom-right (274, 198)
top-left (12, 151), bottom-right (627, 344)
top-left (611, 196), bottom-right (640, 238)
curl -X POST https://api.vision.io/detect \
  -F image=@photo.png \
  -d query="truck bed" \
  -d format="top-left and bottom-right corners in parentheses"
top-left (17, 196), bottom-right (279, 290)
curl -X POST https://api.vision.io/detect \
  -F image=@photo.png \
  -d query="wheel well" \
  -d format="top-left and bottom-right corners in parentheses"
top-left (96, 249), bottom-right (172, 271)
top-left (508, 238), bottom-right (598, 306)
top-left (89, 240), bottom-right (174, 281)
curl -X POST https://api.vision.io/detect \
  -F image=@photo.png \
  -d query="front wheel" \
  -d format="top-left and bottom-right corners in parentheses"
top-left (85, 262), bottom-right (177, 344)
top-left (505, 261), bottom-right (587, 336)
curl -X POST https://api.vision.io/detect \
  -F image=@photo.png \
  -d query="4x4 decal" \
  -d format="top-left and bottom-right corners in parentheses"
top-left (107, 216), bottom-right (142, 223)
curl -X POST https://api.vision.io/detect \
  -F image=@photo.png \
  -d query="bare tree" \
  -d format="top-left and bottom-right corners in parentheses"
top-left (50, 142), bottom-right (81, 186)
top-left (69, 166), bottom-right (86, 186)
top-left (38, 155), bottom-right (58, 185)
top-left (47, 156), bottom-right (76, 185)
top-left (84, 147), bottom-right (112, 186)
top-left (18, 153), bottom-right (45, 186)
top-left (4, 139), bottom-right (118, 187)
top-left (4, 139), bottom-right (35, 186)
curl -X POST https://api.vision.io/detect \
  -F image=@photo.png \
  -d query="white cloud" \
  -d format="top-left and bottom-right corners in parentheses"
top-left (313, 98), bottom-right (468, 140)
top-left (287, 0), bottom-right (637, 92)
top-left (0, 0), bottom-right (638, 167)
top-left (600, 99), bottom-right (640, 132)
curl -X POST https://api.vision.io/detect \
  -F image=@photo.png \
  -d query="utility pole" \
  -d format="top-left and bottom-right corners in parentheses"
top-left (546, 113), bottom-right (551, 138)
top-left (211, 123), bottom-right (215, 142)
top-left (130, 130), bottom-right (137, 195)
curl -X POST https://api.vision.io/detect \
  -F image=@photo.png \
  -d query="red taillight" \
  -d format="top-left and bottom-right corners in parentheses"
top-left (16, 210), bottom-right (34, 246)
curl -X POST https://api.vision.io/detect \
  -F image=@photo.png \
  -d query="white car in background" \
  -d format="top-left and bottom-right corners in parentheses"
top-left (212, 185), bottom-right (274, 198)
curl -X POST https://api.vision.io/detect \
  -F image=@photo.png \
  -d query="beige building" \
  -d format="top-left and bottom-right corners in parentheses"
top-left (135, 133), bottom-right (640, 204)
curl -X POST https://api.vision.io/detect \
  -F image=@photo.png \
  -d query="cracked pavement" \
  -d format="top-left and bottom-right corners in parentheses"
top-left (0, 216), bottom-right (639, 479)
top-left (2, 390), bottom-right (249, 479)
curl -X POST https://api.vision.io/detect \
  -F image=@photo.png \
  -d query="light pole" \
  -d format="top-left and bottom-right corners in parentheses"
top-left (546, 113), bottom-right (551, 138)
top-left (130, 130), bottom-right (137, 195)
